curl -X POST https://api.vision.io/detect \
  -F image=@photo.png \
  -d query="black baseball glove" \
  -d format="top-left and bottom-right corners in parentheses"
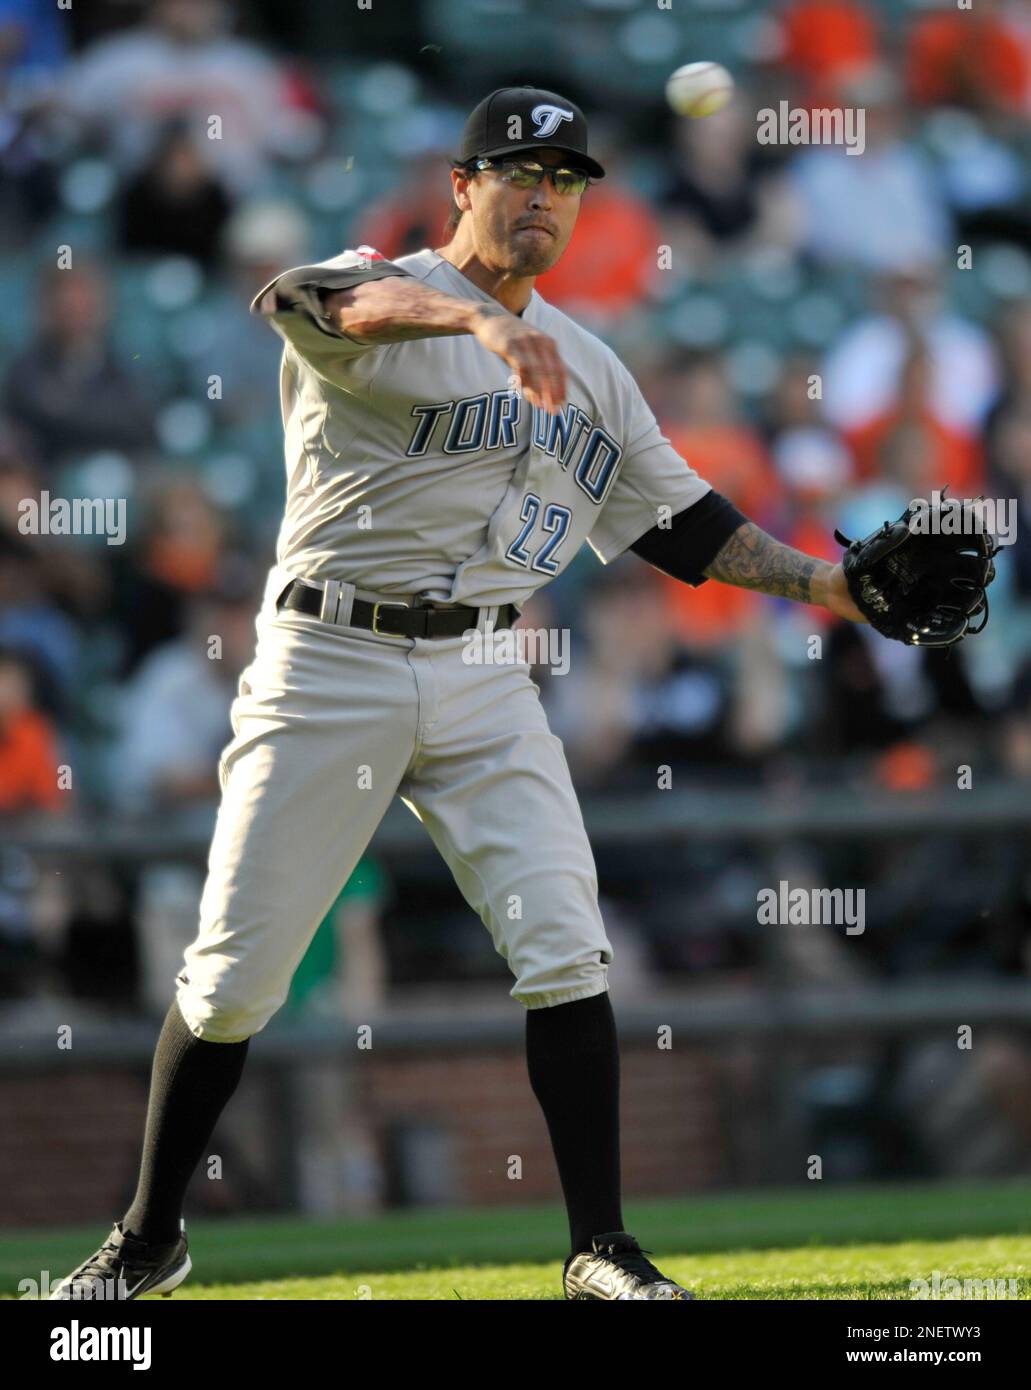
top-left (833, 492), bottom-right (999, 648)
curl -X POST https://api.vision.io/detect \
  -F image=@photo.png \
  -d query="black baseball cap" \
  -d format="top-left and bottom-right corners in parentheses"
top-left (455, 86), bottom-right (606, 180)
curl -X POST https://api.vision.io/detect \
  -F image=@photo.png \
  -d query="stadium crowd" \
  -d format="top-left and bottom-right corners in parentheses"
top-left (0, 0), bottom-right (1029, 1066)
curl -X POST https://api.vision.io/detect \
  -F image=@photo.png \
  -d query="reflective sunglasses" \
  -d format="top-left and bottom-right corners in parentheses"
top-left (470, 157), bottom-right (590, 196)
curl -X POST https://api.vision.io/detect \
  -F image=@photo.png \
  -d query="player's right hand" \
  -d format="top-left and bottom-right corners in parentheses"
top-left (470, 306), bottom-right (567, 415)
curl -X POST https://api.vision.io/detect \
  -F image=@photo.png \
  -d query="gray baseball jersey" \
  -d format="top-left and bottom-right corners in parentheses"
top-left (251, 247), bottom-right (711, 607)
top-left (177, 245), bottom-right (713, 1041)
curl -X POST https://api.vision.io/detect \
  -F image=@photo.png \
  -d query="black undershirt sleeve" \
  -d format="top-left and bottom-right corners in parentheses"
top-left (628, 489), bottom-right (749, 587)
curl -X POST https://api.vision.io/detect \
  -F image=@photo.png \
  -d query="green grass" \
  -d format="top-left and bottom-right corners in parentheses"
top-left (5, 1180), bottom-right (1031, 1300)
top-left (172, 1237), bottom-right (1031, 1300)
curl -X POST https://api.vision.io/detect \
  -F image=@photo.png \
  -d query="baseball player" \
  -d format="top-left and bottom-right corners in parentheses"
top-left (53, 85), bottom-right (873, 1302)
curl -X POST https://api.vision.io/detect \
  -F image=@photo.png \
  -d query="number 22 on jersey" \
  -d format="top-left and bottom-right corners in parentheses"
top-left (505, 493), bottom-right (572, 574)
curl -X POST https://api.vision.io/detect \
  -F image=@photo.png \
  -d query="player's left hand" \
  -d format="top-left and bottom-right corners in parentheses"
top-left (823, 562), bottom-right (868, 624)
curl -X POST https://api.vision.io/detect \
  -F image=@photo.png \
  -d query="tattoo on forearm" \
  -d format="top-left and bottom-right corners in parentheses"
top-left (325, 281), bottom-right (501, 344)
top-left (703, 522), bottom-right (828, 604)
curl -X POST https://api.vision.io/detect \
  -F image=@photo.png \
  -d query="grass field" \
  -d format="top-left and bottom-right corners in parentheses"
top-left (5, 1180), bottom-right (1031, 1300)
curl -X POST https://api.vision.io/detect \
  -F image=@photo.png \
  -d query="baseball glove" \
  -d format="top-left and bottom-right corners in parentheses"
top-left (833, 492), bottom-right (999, 648)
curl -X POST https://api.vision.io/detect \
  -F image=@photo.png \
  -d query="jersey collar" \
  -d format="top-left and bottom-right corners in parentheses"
top-left (428, 249), bottom-right (541, 321)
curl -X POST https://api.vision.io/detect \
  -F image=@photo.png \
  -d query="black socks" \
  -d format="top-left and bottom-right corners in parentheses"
top-left (122, 999), bottom-right (250, 1245)
top-left (525, 990), bottom-right (624, 1256)
top-left (123, 992), bottom-right (622, 1257)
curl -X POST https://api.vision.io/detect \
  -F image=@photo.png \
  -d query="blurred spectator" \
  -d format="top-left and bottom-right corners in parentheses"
top-left (118, 119), bottom-right (233, 266)
top-left (185, 197), bottom-right (310, 425)
top-left (924, 96), bottom-right (1030, 254)
top-left (654, 353), bottom-right (776, 648)
top-left (0, 0), bottom-right (65, 241)
top-left (822, 265), bottom-right (999, 434)
top-left (546, 562), bottom-right (737, 790)
top-left (776, 0), bottom-right (881, 107)
top-left (357, 151), bottom-right (454, 261)
top-left (765, 375), bottom-right (853, 629)
top-left (985, 304), bottom-right (1031, 597)
top-left (62, 0), bottom-right (315, 193)
top-left (0, 429), bottom-right (117, 636)
top-left (906, 0), bottom-right (1031, 117)
top-left (986, 297), bottom-right (1031, 432)
top-left (663, 354), bottom-right (779, 519)
top-left (789, 66), bottom-right (952, 273)
top-left (0, 419), bottom-right (40, 532)
top-left (109, 571), bottom-right (257, 813)
top-left (820, 621), bottom-right (927, 755)
top-left (764, 353), bottom-right (854, 517)
top-left (1001, 657), bottom-right (1031, 776)
top-left (46, 861), bottom-right (137, 1004)
top-left (820, 619), bottom-right (986, 758)
top-left (2, 261), bottom-right (156, 467)
top-left (763, 351), bottom-right (836, 437)
top-left (1005, 0), bottom-right (1031, 114)
top-left (985, 403), bottom-right (1031, 599)
top-left (285, 861), bottom-right (390, 1020)
top-left (772, 450), bottom-right (852, 553)
top-left (988, 299), bottom-right (1031, 415)
top-left (0, 0), bottom-right (68, 101)
top-left (0, 103), bottom-right (60, 244)
top-left (0, 648), bottom-right (64, 814)
top-left (111, 476), bottom-right (230, 673)
top-left (988, 415), bottom-right (1031, 629)
top-left (660, 99), bottom-right (801, 268)
top-left (0, 842), bottom-right (39, 1000)
top-left (845, 346), bottom-right (984, 497)
top-left (0, 528), bottom-right (81, 714)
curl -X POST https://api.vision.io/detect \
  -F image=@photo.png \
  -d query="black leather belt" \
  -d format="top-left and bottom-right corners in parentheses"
top-left (277, 579), bottom-right (514, 639)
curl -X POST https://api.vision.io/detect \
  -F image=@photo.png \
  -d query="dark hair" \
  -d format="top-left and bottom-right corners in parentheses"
top-left (442, 160), bottom-right (473, 241)
top-left (443, 200), bottom-right (464, 240)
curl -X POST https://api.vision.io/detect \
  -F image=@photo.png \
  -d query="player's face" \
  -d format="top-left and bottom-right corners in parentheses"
top-left (463, 148), bottom-right (583, 276)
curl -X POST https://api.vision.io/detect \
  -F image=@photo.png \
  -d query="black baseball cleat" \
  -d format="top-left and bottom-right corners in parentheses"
top-left (48, 1220), bottom-right (191, 1300)
top-left (564, 1231), bottom-right (693, 1300)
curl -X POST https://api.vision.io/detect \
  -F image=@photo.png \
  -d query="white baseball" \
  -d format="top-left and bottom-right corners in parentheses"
top-left (665, 62), bottom-right (735, 119)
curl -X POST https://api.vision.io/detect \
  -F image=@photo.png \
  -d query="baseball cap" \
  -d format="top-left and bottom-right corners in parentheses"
top-left (455, 86), bottom-right (606, 180)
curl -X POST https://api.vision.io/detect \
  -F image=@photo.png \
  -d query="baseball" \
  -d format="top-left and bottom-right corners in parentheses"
top-left (665, 62), bottom-right (735, 118)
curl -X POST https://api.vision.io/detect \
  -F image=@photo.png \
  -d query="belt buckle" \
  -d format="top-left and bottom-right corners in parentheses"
top-left (371, 600), bottom-right (409, 636)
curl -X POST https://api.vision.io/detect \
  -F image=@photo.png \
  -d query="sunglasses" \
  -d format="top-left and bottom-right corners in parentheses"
top-left (470, 157), bottom-right (590, 196)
